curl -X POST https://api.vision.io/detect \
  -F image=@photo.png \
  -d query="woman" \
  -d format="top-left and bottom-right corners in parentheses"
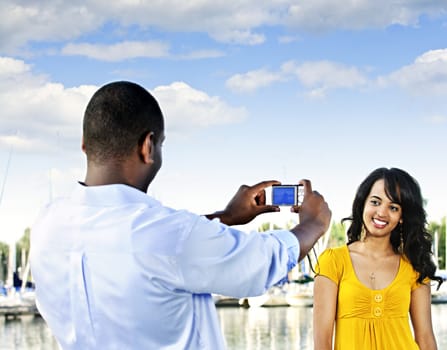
top-left (313, 167), bottom-right (442, 350)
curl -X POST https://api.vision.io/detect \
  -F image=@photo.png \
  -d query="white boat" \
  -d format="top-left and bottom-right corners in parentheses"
top-left (431, 270), bottom-right (447, 304)
top-left (285, 280), bottom-right (314, 307)
top-left (0, 289), bottom-right (37, 317)
top-left (212, 294), bottom-right (242, 307)
top-left (431, 289), bottom-right (447, 304)
top-left (247, 274), bottom-right (316, 308)
top-left (432, 226), bottom-right (447, 304)
top-left (247, 285), bottom-right (289, 307)
top-left (285, 258), bottom-right (315, 308)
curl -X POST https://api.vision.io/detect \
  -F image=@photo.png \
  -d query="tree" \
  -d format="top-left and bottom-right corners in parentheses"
top-left (328, 221), bottom-right (347, 248)
top-left (0, 241), bottom-right (8, 283)
top-left (15, 227), bottom-right (31, 280)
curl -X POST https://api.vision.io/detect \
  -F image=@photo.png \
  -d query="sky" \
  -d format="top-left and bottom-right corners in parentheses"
top-left (0, 1), bottom-right (447, 244)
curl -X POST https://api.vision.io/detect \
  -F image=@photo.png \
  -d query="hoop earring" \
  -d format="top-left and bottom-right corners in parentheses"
top-left (360, 225), bottom-right (367, 242)
top-left (398, 223), bottom-right (404, 255)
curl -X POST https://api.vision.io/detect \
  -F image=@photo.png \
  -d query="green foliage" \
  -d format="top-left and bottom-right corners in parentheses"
top-left (0, 241), bottom-right (8, 282)
top-left (15, 227), bottom-right (31, 271)
top-left (0, 228), bottom-right (32, 283)
top-left (328, 221), bottom-right (347, 248)
top-left (258, 222), bottom-right (271, 232)
top-left (258, 221), bottom-right (292, 232)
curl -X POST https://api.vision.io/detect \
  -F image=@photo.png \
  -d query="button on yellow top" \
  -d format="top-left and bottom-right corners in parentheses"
top-left (374, 294), bottom-right (383, 303)
top-left (373, 307), bottom-right (383, 317)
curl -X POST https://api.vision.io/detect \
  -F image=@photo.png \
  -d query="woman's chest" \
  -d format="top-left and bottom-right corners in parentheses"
top-left (336, 271), bottom-right (412, 318)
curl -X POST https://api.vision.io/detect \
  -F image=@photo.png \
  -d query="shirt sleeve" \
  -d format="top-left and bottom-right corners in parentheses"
top-left (411, 275), bottom-right (431, 291)
top-left (176, 215), bottom-right (300, 298)
top-left (315, 248), bottom-right (342, 286)
top-left (270, 229), bottom-right (300, 274)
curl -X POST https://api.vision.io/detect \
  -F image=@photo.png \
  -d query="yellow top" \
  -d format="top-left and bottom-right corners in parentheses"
top-left (316, 245), bottom-right (424, 350)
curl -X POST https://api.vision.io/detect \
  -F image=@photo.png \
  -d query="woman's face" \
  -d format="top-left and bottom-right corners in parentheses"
top-left (362, 179), bottom-right (402, 238)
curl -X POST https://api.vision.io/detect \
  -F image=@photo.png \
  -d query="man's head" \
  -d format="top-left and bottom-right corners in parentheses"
top-left (82, 81), bottom-right (165, 189)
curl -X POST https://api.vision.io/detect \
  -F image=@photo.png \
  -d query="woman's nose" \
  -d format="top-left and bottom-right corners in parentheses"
top-left (376, 206), bottom-right (386, 217)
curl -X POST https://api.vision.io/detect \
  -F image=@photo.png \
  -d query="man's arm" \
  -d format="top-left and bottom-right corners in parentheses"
top-left (290, 179), bottom-right (331, 261)
top-left (204, 180), bottom-right (280, 225)
top-left (205, 179), bottom-right (331, 262)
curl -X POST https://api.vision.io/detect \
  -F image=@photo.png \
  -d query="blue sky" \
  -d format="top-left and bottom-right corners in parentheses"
top-left (1, 1), bottom-right (447, 243)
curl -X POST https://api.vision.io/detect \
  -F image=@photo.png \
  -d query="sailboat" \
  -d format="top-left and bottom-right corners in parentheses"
top-left (246, 284), bottom-right (290, 307)
top-left (284, 260), bottom-right (314, 307)
top-left (0, 146), bottom-right (38, 317)
top-left (431, 227), bottom-right (447, 304)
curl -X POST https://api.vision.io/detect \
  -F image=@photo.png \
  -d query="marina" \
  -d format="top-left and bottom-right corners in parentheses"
top-left (1, 302), bottom-right (446, 349)
top-left (1, 263), bottom-right (447, 348)
top-left (3, 275), bottom-right (447, 319)
top-left (0, 291), bottom-right (38, 319)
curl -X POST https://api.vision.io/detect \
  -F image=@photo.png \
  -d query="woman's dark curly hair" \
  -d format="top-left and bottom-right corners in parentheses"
top-left (343, 167), bottom-right (442, 287)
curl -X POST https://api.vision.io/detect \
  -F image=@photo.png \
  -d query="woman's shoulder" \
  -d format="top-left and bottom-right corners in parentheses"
top-left (318, 244), bottom-right (349, 263)
top-left (399, 255), bottom-right (421, 280)
top-left (316, 245), bottom-right (349, 280)
top-left (320, 244), bottom-right (348, 256)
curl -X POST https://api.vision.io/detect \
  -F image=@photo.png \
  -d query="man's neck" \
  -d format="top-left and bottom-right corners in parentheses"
top-left (84, 163), bottom-right (146, 192)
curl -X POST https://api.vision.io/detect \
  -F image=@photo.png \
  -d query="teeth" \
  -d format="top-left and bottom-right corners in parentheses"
top-left (373, 218), bottom-right (387, 225)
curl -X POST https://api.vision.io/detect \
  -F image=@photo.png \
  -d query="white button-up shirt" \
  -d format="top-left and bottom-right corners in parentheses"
top-left (30, 183), bottom-right (299, 349)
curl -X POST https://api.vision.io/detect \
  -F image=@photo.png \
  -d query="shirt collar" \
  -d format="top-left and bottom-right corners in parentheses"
top-left (71, 182), bottom-right (161, 207)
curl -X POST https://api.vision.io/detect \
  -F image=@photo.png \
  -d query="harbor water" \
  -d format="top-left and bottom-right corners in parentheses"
top-left (1, 304), bottom-right (446, 349)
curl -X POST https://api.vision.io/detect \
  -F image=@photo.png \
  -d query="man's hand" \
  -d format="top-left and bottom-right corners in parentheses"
top-left (205, 180), bottom-right (280, 225)
top-left (290, 179), bottom-right (332, 261)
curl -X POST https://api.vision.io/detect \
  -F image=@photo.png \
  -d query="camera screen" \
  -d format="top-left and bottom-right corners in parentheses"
top-left (271, 185), bottom-right (297, 206)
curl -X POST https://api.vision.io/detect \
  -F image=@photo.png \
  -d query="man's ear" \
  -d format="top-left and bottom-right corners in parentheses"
top-left (81, 135), bottom-right (86, 154)
top-left (140, 132), bottom-right (154, 164)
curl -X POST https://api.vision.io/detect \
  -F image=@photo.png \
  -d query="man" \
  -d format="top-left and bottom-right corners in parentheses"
top-left (30, 81), bottom-right (331, 349)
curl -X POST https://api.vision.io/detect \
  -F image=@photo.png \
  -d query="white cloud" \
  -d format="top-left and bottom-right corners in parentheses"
top-left (0, 57), bottom-right (95, 153)
top-left (2, 1), bottom-right (446, 52)
top-left (379, 48), bottom-right (447, 95)
top-left (416, 49), bottom-right (447, 64)
top-left (0, 57), bottom-right (246, 154)
top-left (0, 134), bottom-right (47, 152)
top-left (278, 35), bottom-right (301, 44)
top-left (426, 115), bottom-right (447, 124)
top-left (282, 60), bottom-right (369, 96)
top-left (62, 42), bottom-right (223, 62)
top-left (0, 80), bottom-right (96, 153)
top-left (226, 60), bottom-right (368, 96)
top-left (209, 29), bottom-right (266, 46)
top-left (153, 82), bottom-right (247, 132)
top-left (0, 2), bottom-right (99, 53)
top-left (226, 68), bottom-right (284, 93)
top-left (284, 1), bottom-right (446, 31)
top-left (226, 49), bottom-right (447, 97)
top-left (176, 49), bottom-right (225, 60)
top-left (0, 56), bottom-right (31, 76)
top-left (114, 1), bottom-right (274, 45)
top-left (61, 41), bottom-right (170, 61)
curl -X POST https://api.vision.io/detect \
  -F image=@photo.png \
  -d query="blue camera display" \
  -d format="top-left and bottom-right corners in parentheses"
top-left (271, 185), bottom-right (298, 206)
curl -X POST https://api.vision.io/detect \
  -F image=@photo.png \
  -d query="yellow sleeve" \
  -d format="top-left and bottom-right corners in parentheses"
top-left (411, 276), bottom-right (431, 291)
top-left (315, 248), bottom-right (342, 286)
top-left (402, 256), bottom-right (431, 291)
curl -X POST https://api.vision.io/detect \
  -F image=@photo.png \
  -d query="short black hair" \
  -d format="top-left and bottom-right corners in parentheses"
top-left (83, 81), bottom-right (164, 163)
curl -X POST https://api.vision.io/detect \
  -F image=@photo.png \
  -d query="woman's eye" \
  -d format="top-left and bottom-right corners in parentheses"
top-left (390, 206), bottom-right (400, 212)
top-left (370, 200), bottom-right (380, 206)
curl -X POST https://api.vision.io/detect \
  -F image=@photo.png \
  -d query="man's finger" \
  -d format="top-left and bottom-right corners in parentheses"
top-left (251, 180), bottom-right (281, 194)
top-left (298, 179), bottom-right (312, 195)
